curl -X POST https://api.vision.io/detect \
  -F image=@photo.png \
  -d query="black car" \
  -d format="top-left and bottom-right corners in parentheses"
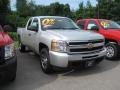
top-left (0, 25), bottom-right (17, 84)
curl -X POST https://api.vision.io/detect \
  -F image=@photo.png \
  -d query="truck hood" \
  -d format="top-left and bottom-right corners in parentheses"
top-left (0, 32), bottom-right (12, 46)
top-left (46, 29), bottom-right (104, 41)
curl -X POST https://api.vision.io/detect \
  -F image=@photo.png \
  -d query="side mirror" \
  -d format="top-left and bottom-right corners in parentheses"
top-left (91, 26), bottom-right (99, 31)
top-left (28, 26), bottom-right (38, 32)
top-left (3, 25), bottom-right (13, 32)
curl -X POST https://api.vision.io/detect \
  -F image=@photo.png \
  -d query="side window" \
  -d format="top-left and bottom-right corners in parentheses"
top-left (31, 18), bottom-right (39, 29)
top-left (87, 20), bottom-right (98, 30)
top-left (77, 20), bottom-right (85, 29)
top-left (28, 18), bottom-right (39, 31)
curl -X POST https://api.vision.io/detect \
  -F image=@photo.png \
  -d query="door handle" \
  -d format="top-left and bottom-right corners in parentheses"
top-left (28, 33), bottom-right (31, 36)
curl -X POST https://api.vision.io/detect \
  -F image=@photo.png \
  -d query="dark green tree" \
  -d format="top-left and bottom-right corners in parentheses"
top-left (63, 4), bottom-right (71, 17)
top-left (49, 2), bottom-right (63, 16)
top-left (109, 0), bottom-right (120, 20)
top-left (0, 0), bottom-right (10, 23)
top-left (96, 0), bottom-right (115, 19)
top-left (84, 1), bottom-right (96, 18)
top-left (33, 2), bottom-right (71, 17)
top-left (76, 2), bottom-right (84, 19)
top-left (16, 0), bottom-right (31, 17)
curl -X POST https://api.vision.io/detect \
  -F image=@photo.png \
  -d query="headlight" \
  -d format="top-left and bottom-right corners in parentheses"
top-left (51, 40), bottom-right (67, 52)
top-left (5, 43), bottom-right (15, 60)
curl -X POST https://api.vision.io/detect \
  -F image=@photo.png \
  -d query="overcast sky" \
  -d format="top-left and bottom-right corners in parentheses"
top-left (10, 0), bottom-right (97, 10)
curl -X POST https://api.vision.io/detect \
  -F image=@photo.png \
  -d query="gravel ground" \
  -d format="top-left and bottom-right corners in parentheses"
top-left (1, 51), bottom-right (120, 90)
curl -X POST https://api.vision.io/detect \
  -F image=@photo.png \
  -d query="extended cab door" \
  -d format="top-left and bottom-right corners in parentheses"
top-left (25, 18), bottom-right (39, 50)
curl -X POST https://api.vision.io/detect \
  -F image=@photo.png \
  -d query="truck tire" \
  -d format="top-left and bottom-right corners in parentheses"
top-left (106, 43), bottom-right (118, 60)
top-left (18, 37), bottom-right (26, 52)
top-left (10, 72), bottom-right (16, 82)
top-left (40, 48), bottom-right (53, 74)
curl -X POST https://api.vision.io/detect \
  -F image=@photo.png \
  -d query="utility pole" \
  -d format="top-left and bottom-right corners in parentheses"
top-left (97, 0), bottom-right (100, 19)
top-left (107, 0), bottom-right (109, 19)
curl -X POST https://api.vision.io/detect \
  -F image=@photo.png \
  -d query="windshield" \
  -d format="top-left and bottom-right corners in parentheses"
top-left (99, 20), bottom-right (120, 29)
top-left (40, 17), bottom-right (79, 30)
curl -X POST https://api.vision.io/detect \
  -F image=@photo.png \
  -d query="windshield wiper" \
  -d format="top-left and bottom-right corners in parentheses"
top-left (49, 28), bottom-right (79, 30)
top-left (63, 28), bottom-right (79, 29)
top-left (45, 27), bottom-right (79, 30)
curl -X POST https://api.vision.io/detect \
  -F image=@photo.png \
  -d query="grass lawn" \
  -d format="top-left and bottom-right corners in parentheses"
top-left (14, 41), bottom-right (19, 48)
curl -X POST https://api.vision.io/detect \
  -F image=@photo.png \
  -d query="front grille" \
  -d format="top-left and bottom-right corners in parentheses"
top-left (70, 46), bottom-right (103, 52)
top-left (0, 47), bottom-right (5, 64)
top-left (68, 39), bottom-right (104, 54)
top-left (69, 39), bottom-right (104, 46)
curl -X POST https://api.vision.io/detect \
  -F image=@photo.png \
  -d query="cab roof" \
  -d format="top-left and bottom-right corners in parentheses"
top-left (31, 16), bottom-right (68, 19)
top-left (79, 18), bottom-right (108, 21)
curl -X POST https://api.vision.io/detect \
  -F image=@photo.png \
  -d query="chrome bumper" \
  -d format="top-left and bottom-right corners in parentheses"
top-left (49, 49), bottom-right (106, 68)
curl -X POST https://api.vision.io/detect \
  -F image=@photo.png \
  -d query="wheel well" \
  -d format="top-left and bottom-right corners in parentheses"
top-left (39, 43), bottom-right (49, 52)
top-left (17, 35), bottom-right (21, 43)
top-left (18, 34), bottom-right (20, 37)
top-left (105, 39), bottom-right (118, 44)
top-left (17, 35), bottom-right (20, 38)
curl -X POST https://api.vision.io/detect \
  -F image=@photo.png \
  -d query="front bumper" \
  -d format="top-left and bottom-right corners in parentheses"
top-left (0, 56), bottom-right (17, 83)
top-left (49, 49), bottom-right (106, 68)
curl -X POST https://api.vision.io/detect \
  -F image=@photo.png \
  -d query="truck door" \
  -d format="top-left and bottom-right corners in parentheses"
top-left (86, 20), bottom-right (99, 32)
top-left (22, 18), bottom-right (33, 46)
top-left (26, 18), bottom-right (39, 50)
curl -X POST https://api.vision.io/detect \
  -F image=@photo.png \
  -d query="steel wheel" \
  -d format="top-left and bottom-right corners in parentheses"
top-left (106, 46), bottom-right (115, 58)
top-left (105, 43), bottom-right (118, 60)
top-left (41, 52), bottom-right (48, 70)
top-left (40, 48), bottom-right (53, 74)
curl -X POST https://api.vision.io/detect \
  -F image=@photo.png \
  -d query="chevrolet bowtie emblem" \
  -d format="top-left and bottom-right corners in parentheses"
top-left (87, 43), bottom-right (94, 49)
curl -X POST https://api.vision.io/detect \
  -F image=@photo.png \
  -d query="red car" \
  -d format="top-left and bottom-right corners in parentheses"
top-left (0, 25), bottom-right (17, 84)
top-left (76, 19), bottom-right (120, 60)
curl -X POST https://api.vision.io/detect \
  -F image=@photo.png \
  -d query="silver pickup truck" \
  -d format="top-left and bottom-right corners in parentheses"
top-left (17, 16), bottom-right (106, 73)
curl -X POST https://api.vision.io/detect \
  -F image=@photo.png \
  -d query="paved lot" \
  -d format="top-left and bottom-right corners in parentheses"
top-left (1, 51), bottom-right (120, 90)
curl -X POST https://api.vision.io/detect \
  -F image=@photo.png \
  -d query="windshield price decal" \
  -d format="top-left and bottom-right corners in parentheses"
top-left (100, 21), bottom-right (109, 27)
top-left (42, 19), bottom-right (55, 26)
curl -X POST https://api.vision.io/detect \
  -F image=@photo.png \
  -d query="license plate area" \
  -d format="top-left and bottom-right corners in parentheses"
top-left (85, 60), bottom-right (95, 67)
top-left (82, 55), bottom-right (98, 60)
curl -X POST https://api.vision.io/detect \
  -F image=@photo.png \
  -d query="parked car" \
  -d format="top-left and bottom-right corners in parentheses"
top-left (0, 25), bottom-right (17, 84)
top-left (76, 19), bottom-right (120, 60)
top-left (17, 16), bottom-right (106, 74)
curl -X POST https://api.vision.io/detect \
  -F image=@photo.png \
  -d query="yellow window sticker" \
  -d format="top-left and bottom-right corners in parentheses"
top-left (100, 21), bottom-right (109, 27)
top-left (42, 19), bottom-right (55, 26)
